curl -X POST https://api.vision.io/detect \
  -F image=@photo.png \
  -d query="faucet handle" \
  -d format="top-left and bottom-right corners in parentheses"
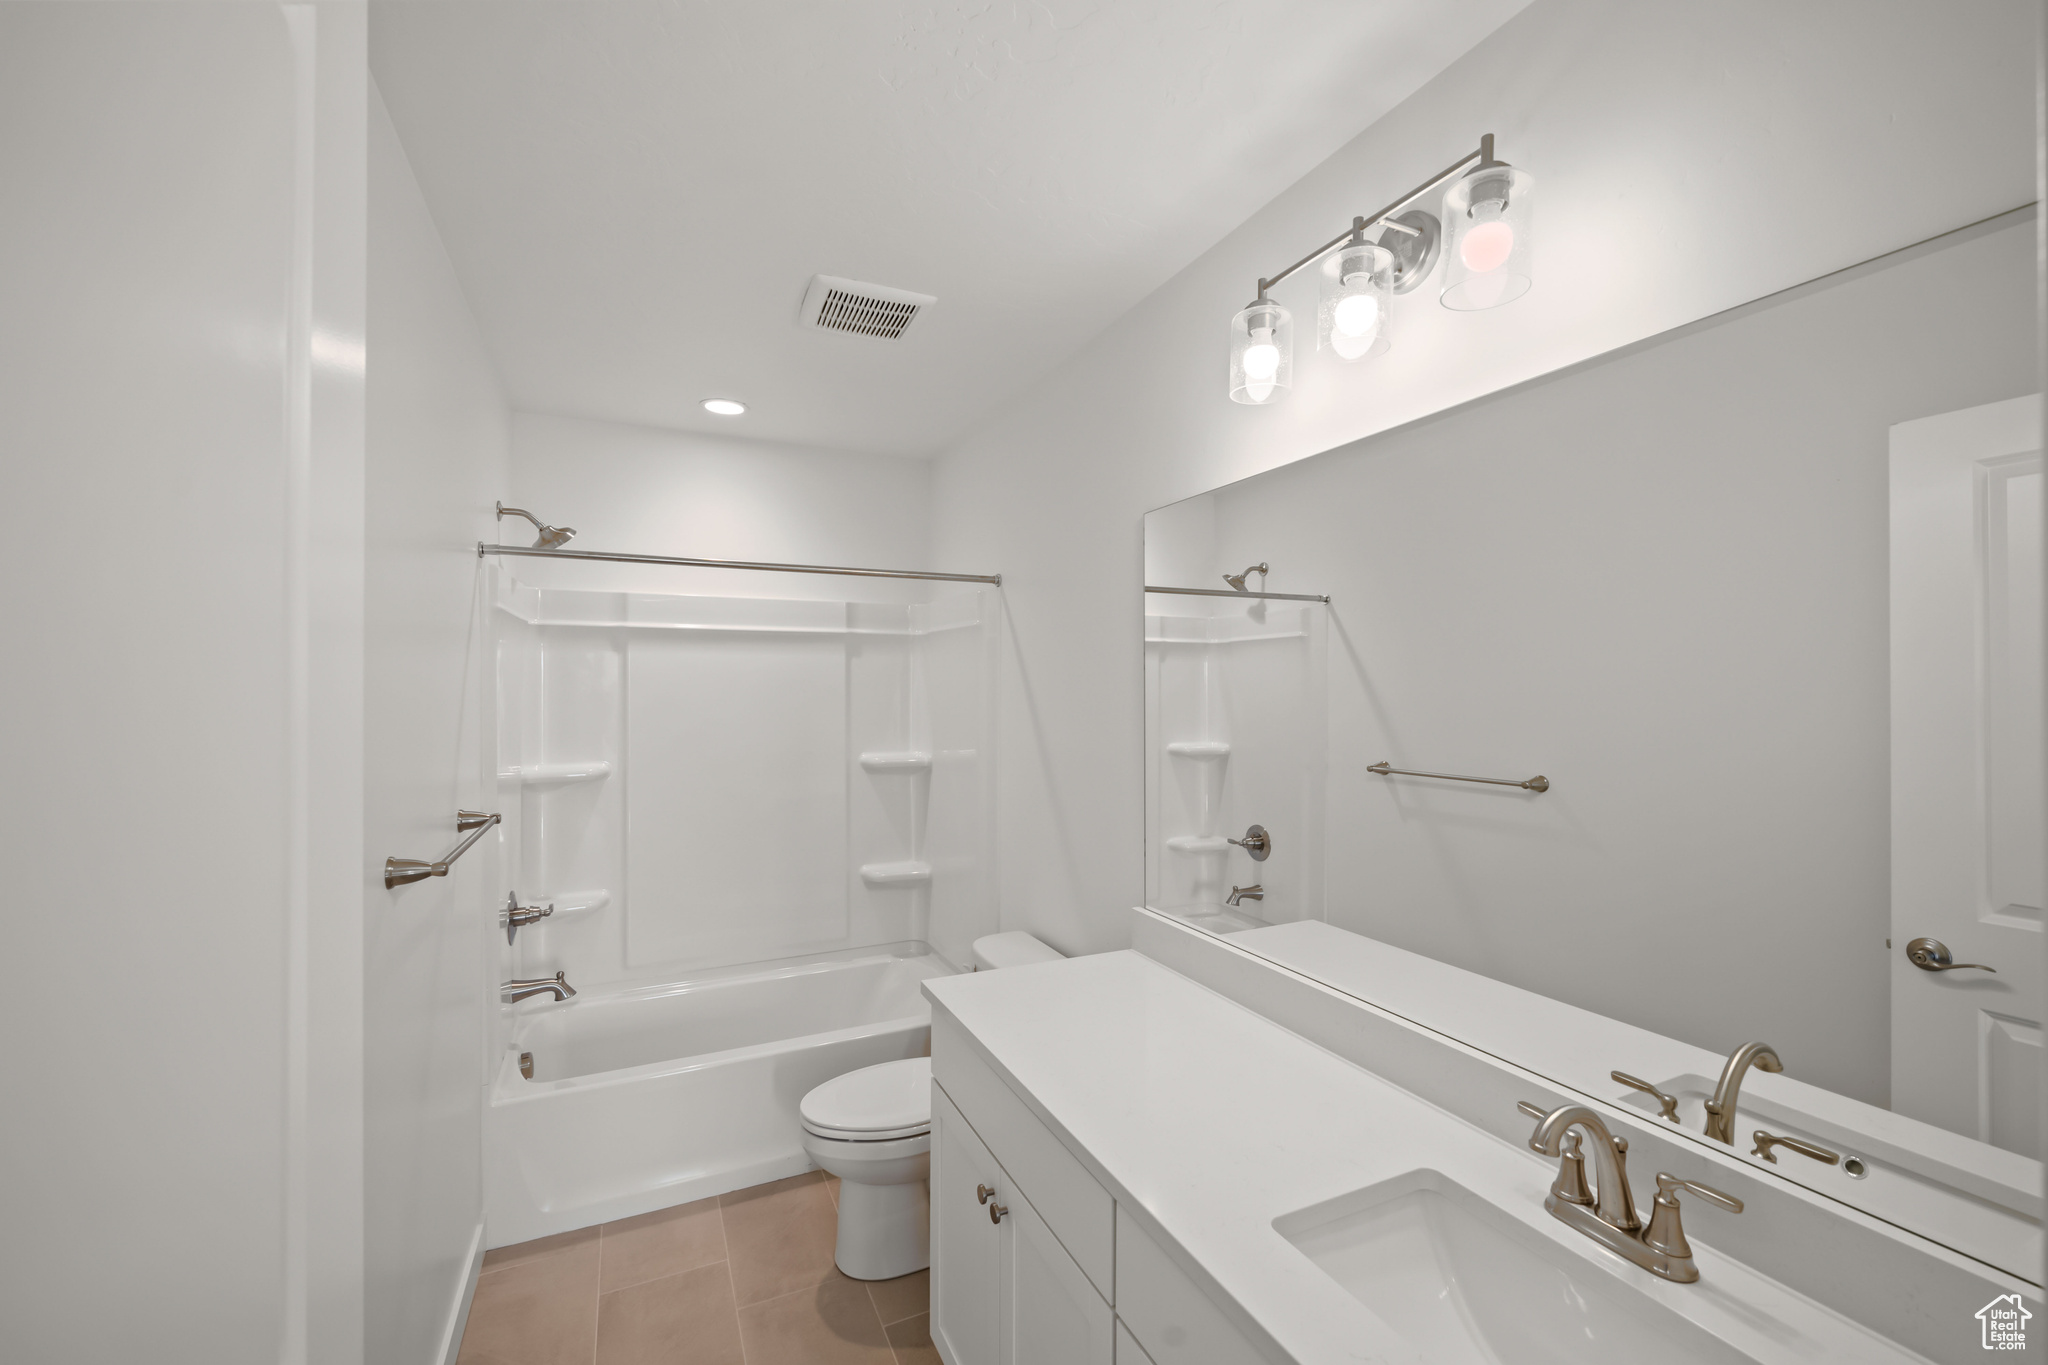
top-left (1642, 1173), bottom-right (1741, 1268)
top-left (1612, 1071), bottom-right (1681, 1123)
top-left (1657, 1173), bottom-right (1742, 1213)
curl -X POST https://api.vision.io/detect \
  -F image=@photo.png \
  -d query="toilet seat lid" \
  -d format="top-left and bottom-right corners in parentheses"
top-left (801, 1057), bottom-right (931, 1140)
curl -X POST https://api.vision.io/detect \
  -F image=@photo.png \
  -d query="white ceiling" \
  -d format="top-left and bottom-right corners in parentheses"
top-left (370, 0), bottom-right (1531, 456)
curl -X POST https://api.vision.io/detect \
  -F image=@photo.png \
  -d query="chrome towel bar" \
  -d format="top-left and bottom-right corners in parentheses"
top-left (1368, 761), bottom-right (1549, 793)
top-left (386, 809), bottom-right (501, 889)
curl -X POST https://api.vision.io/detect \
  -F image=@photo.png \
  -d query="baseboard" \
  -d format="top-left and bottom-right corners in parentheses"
top-left (436, 1221), bottom-right (486, 1365)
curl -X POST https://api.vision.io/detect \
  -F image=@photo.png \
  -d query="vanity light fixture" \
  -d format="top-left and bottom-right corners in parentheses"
top-left (1230, 133), bottom-right (1532, 403)
top-left (702, 398), bottom-right (747, 416)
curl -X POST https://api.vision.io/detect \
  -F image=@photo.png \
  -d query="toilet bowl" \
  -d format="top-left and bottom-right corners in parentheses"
top-left (802, 933), bottom-right (1065, 1279)
top-left (800, 1056), bottom-right (934, 1280)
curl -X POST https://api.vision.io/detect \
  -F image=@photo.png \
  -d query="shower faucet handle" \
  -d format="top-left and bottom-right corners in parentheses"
top-left (1227, 824), bottom-right (1271, 861)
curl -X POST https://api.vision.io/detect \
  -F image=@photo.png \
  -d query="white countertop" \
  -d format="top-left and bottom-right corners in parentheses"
top-left (925, 950), bottom-right (1927, 1365)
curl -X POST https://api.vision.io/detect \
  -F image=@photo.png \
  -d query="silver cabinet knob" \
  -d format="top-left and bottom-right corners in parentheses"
top-left (988, 1200), bottom-right (1008, 1225)
top-left (976, 1183), bottom-right (995, 1205)
top-left (1905, 937), bottom-right (1996, 973)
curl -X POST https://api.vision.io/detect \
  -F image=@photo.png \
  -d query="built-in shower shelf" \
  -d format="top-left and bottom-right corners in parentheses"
top-left (535, 889), bottom-right (609, 920)
top-left (502, 761), bottom-right (613, 788)
top-left (1165, 741), bottom-right (1230, 759)
top-left (860, 861), bottom-right (933, 886)
top-left (1164, 835), bottom-right (1229, 854)
top-left (859, 751), bottom-right (933, 773)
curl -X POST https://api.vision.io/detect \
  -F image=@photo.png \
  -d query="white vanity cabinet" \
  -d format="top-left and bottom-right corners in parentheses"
top-left (931, 1085), bottom-right (1115, 1365)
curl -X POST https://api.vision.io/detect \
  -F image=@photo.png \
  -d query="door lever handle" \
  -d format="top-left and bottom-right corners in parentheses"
top-left (1905, 937), bottom-right (1996, 973)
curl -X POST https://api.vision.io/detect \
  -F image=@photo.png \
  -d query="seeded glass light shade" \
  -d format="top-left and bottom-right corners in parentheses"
top-left (1441, 162), bottom-right (1534, 311)
top-left (1317, 242), bottom-right (1393, 362)
top-left (1228, 300), bottom-right (1292, 404)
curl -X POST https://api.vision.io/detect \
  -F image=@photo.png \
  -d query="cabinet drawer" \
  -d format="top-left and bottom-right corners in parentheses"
top-left (1114, 1208), bottom-right (1270, 1365)
top-left (933, 1012), bottom-right (1115, 1300)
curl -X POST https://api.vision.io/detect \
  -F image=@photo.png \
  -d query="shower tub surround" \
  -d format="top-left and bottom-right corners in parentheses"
top-left (485, 575), bottom-right (997, 1244)
top-left (486, 943), bottom-right (950, 1244)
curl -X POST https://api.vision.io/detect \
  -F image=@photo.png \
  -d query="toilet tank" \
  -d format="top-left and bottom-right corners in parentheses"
top-left (970, 931), bottom-right (1065, 971)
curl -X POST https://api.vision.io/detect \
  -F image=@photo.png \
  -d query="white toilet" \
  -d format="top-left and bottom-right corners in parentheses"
top-left (800, 932), bottom-right (1065, 1280)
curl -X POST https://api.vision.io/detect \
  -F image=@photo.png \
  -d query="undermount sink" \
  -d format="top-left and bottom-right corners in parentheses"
top-left (1614, 1073), bottom-right (2041, 1275)
top-left (1275, 1170), bottom-right (1757, 1365)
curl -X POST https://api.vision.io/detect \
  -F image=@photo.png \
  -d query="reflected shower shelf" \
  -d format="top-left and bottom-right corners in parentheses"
top-left (1165, 741), bottom-right (1230, 759)
top-left (502, 761), bottom-right (613, 788)
top-left (1164, 836), bottom-right (1229, 854)
top-left (860, 861), bottom-right (933, 886)
top-left (859, 752), bottom-right (934, 773)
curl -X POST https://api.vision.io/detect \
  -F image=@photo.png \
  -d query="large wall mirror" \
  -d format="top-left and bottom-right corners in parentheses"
top-left (1142, 205), bottom-right (2042, 1281)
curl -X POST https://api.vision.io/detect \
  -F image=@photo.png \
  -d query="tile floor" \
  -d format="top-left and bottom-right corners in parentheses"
top-left (457, 1171), bottom-right (936, 1365)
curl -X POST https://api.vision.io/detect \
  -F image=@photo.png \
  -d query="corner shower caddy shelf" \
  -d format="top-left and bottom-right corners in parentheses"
top-left (534, 889), bottom-right (610, 920)
top-left (1165, 741), bottom-right (1230, 759)
top-left (859, 752), bottom-right (933, 773)
top-left (860, 861), bottom-right (933, 886)
top-left (502, 760), bottom-right (614, 788)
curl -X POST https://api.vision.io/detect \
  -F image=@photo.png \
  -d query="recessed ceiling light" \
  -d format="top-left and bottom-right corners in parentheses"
top-left (702, 398), bottom-right (746, 416)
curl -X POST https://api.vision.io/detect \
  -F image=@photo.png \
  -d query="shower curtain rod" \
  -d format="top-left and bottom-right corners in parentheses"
top-left (478, 542), bottom-right (1001, 586)
top-left (1145, 584), bottom-right (1330, 603)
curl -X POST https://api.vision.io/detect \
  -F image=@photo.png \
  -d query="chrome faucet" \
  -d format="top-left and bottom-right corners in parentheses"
top-left (1225, 884), bottom-right (1264, 906)
top-left (502, 971), bottom-right (576, 1003)
top-left (1703, 1042), bottom-right (1782, 1144)
top-left (1519, 1100), bottom-right (1742, 1283)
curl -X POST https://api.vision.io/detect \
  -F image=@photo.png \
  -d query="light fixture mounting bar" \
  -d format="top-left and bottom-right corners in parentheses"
top-left (1255, 135), bottom-right (1497, 299)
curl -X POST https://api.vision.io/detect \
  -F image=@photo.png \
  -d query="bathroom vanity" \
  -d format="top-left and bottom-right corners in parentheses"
top-left (925, 925), bottom-right (2024, 1365)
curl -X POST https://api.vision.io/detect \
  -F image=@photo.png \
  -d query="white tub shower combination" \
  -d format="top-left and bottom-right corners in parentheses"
top-left (483, 573), bottom-right (997, 1245)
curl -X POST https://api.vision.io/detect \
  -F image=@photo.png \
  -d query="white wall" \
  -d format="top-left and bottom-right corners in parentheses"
top-left (364, 81), bottom-right (510, 1364)
top-left (506, 411), bottom-right (934, 600)
top-left (930, 0), bottom-right (2039, 956)
top-left (1, 5), bottom-right (367, 1361)
top-left (1157, 218), bottom-right (2037, 1105)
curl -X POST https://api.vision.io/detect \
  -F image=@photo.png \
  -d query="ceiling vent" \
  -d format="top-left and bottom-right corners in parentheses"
top-left (799, 275), bottom-right (935, 340)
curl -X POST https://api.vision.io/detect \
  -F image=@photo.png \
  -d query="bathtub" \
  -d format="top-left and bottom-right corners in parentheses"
top-left (484, 942), bottom-right (954, 1246)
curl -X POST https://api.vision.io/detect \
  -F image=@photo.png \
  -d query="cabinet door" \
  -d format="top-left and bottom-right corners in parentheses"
top-left (932, 1087), bottom-right (1004, 1365)
top-left (1003, 1184), bottom-right (1114, 1365)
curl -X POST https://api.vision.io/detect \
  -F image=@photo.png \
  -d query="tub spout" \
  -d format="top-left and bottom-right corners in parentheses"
top-left (503, 971), bottom-right (575, 1004)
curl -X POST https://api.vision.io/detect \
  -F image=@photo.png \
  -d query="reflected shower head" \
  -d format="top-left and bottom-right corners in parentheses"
top-left (496, 502), bottom-right (577, 550)
top-left (1222, 562), bottom-right (1269, 592)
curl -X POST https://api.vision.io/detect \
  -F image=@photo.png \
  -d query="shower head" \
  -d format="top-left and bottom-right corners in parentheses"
top-left (1222, 562), bottom-right (1269, 592)
top-left (496, 502), bottom-right (577, 550)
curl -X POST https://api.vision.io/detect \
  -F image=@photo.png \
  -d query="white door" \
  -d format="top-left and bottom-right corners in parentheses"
top-left (932, 1088), bottom-right (1005, 1365)
top-left (1003, 1183), bottom-right (1114, 1365)
top-left (1890, 393), bottom-right (2045, 1154)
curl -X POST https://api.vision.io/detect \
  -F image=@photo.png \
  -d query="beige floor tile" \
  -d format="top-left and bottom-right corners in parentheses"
top-left (864, 1268), bottom-right (927, 1326)
top-left (483, 1226), bottom-right (601, 1276)
top-left (458, 1248), bottom-right (600, 1365)
top-left (736, 1271), bottom-right (896, 1365)
top-left (885, 1312), bottom-right (941, 1365)
top-left (594, 1262), bottom-right (743, 1365)
top-left (719, 1171), bottom-right (840, 1306)
top-left (599, 1197), bottom-right (726, 1293)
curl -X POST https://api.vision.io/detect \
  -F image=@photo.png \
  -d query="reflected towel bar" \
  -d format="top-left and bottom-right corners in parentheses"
top-left (479, 543), bottom-right (999, 586)
top-left (1145, 584), bottom-right (1330, 603)
top-left (386, 809), bottom-right (502, 889)
top-left (1369, 761), bottom-right (1549, 793)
